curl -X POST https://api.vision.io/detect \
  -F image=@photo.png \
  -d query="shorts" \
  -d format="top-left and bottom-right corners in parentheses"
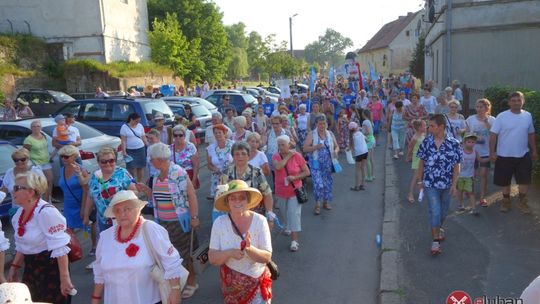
top-left (456, 177), bottom-right (473, 193)
top-left (57, 140), bottom-right (73, 145)
top-left (494, 153), bottom-right (532, 186)
top-left (355, 152), bottom-right (368, 162)
top-left (373, 120), bottom-right (381, 135)
top-left (474, 156), bottom-right (491, 169)
top-left (38, 163), bottom-right (52, 171)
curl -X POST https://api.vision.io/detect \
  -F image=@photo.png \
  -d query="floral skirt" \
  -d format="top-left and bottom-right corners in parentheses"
top-left (160, 220), bottom-right (198, 267)
top-left (220, 264), bottom-right (272, 304)
top-left (23, 251), bottom-right (71, 304)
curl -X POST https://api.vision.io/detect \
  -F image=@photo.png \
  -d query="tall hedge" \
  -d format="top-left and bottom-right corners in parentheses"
top-left (485, 86), bottom-right (540, 179)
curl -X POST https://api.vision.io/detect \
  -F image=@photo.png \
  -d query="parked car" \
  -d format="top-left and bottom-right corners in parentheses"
top-left (205, 93), bottom-right (258, 114)
top-left (266, 86), bottom-right (281, 95)
top-left (246, 87), bottom-right (280, 98)
top-left (0, 118), bottom-right (125, 187)
top-left (53, 97), bottom-right (174, 137)
top-left (0, 141), bottom-right (22, 217)
top-left (291, 83), bottom-right (309, 94)
top-left (243, 88), bottom-right (279, 104)
top-left (201, 89), bottom-right (240, 99)
top-left (163, 96), bottom-right (219, 115)
top-left (164, 101), bottom-right (212, 139)
top-left (16, 89), bottom-right (75, 117)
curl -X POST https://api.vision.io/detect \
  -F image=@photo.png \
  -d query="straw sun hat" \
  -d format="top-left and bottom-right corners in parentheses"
top-left (104, 190), bottom-right (147, 218)
top-left (214, 180), bottom-right (262, 212)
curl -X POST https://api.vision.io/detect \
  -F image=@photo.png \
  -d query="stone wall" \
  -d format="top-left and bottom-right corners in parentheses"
top-left (1, 74), bottom-right (50, 99)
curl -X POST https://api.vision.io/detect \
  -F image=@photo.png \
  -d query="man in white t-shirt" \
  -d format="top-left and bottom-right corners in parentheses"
top-left (420, 88), bottom-right (437, 115)
top-left (490, 91), bottom-right (538, 213)
top-left (357, 90), bottom-right (370, 109)
top-left (399, 91), bottom-right (411, 107)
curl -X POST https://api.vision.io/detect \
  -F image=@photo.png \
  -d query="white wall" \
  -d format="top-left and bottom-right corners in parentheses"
top-left (389, 12), bottom-right (423, 73)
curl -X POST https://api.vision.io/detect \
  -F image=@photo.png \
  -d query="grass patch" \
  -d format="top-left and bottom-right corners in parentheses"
top-left (0, 63), bottom-right (35, 76)
top-left (64, 59), bottom-right (173, 78)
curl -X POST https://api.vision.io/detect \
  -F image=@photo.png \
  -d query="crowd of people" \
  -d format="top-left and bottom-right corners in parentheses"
top-left (0, 72), bottom-right (537, 303)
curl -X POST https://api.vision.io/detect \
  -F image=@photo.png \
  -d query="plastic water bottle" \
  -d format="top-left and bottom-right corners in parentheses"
top-left (418, 189), bottom-right (424, 202)
top-left (273, 217), bottom-right (284, 230)
top-left (83, 223), bottom-right (92, 239)
top-left (375, 234), bottom-right (382, 248)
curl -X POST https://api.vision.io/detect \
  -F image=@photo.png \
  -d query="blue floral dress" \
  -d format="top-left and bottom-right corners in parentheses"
top-left (311, 135), bottom-right (334, 203)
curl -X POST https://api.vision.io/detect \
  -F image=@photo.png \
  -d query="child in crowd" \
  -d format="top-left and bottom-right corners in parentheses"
top-left (406, 119), bottom-right (426, 203)
top-left (336, 109), bottom-right (350, 150)
top-left (50, 114), bottom-right (73, 160)
top-left (390, 101), bottom-right (406, 159)
top-left (349, 122), bottom-right (368, 191)
top-left (457, 134), bottom-right (487, 214)
top-left (362, 109), bottom-right (376, 181)
top-left (368, 95), bottom-right (384, 141)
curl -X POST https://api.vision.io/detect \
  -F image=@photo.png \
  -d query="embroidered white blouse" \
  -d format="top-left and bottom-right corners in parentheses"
top-left (93, 219), bottom-right (188, 304)
top-left (11, 199), bottom-right (70, 258)
top-left (210, 213), bottom-right (272, 278)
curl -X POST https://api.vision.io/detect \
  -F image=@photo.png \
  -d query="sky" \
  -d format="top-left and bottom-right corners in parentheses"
top-left (212, 0), bottom-right (425, 52)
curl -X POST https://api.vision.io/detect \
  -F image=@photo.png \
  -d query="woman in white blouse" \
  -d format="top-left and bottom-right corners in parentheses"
top-left (120, 113), bottom-right (148, 183)
top-left (247, 133), bottom-right (270, 176)
top-left (209, 180), bottom-right (273, 304)
top-left (92, 190), bottom-right (188, 304)
top-left (8, 171), bottom-right (74, 303)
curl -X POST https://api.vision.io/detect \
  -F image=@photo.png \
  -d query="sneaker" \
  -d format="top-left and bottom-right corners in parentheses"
top-left (480, 199), bottom-right (488, 207)
top-left (89, 248), bottom-right (96, 256)
top-left (438, 228), bottom-right (445, 242)
top-left (398, 151), bottom-right (404, 156)
top-left (393, 154), bottom-right (399, 159)
top-left (290, 240), bottom-right (299, 252)
top-left (517, 197), bottom-right (532, 214)
top-left (500, 197), bottom-right (511, 213)
top-left (431, 241), bottom-right (441, 255)
top-left (282, 229), bottom-right (291, 236)
top-left (85, 261), bottom-right (95, 270)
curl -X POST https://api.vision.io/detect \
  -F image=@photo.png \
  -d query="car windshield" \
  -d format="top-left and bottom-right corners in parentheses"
top-left (0, 144), bottom-right (16, 174)
top-left (244, 94), bottom-right (257, 104)
top-left (50, 91), bottom-right (75, 102)
top-left (183, 98), bottom-right (217, 111)
top-left (42, 122), bottom-right (103, 139)
top-left (191, 105), bottom-right (210, 117)
top-left (143, 101), bottom-right (174, 121)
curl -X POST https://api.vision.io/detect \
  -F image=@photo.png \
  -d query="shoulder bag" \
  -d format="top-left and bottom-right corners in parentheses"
top-left (228, 214), bottom-right (279, 281)
top-left (281, 154), bottom-right (308, 204)
top-left (38, 204), bottom-right (83, 263)
top-left (141, 221), bottom-right (172, 304)
top-left (189, 230), bottom-right (210, 275)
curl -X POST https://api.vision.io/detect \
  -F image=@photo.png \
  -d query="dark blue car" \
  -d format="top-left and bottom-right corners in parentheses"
top-left (54, 97), bottom-right (174, 137)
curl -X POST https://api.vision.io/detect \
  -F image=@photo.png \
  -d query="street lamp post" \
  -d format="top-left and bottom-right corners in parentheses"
top-left (289, 13), bottom-right (298, 57)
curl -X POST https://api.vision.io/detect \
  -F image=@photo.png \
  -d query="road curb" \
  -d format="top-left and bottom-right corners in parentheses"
top-left (379, 139), bottom-right (404, 304)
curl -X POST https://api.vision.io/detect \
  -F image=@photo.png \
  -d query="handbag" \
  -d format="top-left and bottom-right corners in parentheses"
top-left (228, 214), bottom-right (279, 281)
top-left (189, 230), bottom-right (210, 275)
top-left (39, 204), bottom-right (83, 263)
top-left (142, 221), bottom-right (189, 304)
top-left (281, 154), bottom-right (308, 204)
top-left (332, 158), bottom-right (343, 173)
top-left (345, 149), bottom-right (355, 165)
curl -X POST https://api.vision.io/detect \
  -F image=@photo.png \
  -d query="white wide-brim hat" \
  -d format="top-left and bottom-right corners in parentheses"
top-left (0, 282), bottom-right (50, 303)
top-left (104, 190), bottom-right (147, 218)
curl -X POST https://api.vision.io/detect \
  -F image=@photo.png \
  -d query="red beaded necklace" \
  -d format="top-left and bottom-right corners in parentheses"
top-left (18, 200), bottom-right (40, 237)
top-left (116, 217), bottom-right (142, 243)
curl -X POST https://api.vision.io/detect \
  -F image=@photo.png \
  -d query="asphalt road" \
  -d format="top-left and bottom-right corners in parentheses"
top-left (3, 141), bottom-right (387, 303)
top-left (393, 153), bottom-right (540, 303)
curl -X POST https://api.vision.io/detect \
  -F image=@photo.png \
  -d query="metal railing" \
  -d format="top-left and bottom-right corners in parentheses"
top-left (0, 19), bottom-right (31, 35)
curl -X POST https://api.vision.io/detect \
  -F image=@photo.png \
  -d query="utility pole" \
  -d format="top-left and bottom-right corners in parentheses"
top-left (289, 13), bottom-right (298, 57)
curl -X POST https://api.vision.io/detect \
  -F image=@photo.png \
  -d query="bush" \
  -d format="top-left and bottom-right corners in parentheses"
top-left (63, 59), bottom-right (172, 78)
top-left (485, 85), bottom-right (540, 179)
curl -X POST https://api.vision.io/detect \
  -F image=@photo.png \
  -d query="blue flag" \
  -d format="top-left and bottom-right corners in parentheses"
top-left (368, 63), bottom-right (378, 80)
top-left (310, 67), bottom-right (316, 93)
top-left (328, 66), bottom-right (335, 87)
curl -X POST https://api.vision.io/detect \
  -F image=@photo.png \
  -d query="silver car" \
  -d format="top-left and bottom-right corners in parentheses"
top-left (0, 118), bottom-right (125, 186)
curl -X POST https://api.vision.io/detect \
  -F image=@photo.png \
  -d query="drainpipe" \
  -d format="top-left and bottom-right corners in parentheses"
top-left (445, 0), bottom-right (453, 86)
top-left (99, 0), bottom-right (107, 63)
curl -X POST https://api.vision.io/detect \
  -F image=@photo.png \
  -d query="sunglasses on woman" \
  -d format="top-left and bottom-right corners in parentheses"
top-left (173, 133), bottom-right (185, 138)
top-left (99, 159), bottom-right (116, 165)
top-left (12, 158), bottom-right (27, 163)
top-left (13, 185), bottom-right (29, 192)
top-left (60, 155), bottom-right (73, 159)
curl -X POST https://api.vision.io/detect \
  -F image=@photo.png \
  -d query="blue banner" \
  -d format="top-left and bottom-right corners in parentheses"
top-left (368, 63), bottom-right (378, 80)
top-left (328, 66), bottom-right (335, 87)
top-left (310, 67), bottom-right (316, 93)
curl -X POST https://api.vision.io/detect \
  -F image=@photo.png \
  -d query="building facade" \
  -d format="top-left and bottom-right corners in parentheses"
top-left (357, 11), bottom-right (423, 77)
top-left (424, 0), bottom-right (540, 94)
top-left (0, 0), bottom-right (150, 63)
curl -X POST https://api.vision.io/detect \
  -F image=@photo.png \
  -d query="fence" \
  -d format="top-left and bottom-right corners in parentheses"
top-left (0, 19), bottom-right (31, 35)
top-left (462, 85), bottom-right (485, 116)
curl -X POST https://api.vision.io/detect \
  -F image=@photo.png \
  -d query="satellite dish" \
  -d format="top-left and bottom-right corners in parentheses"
top-left (428, 4), bottom-right (435, 23)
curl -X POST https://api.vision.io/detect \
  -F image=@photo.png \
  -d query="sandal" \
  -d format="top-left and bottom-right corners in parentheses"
top-left (182, 283), bottom-right (199, 299)
top-left (480, 199), bottom-right (488, 207)
top-left (323, 202), bottom-right (332, 210)
top-left (350, 186), bottom-right (360, 191)
top-left (314, 205), bottom-right (321, 215)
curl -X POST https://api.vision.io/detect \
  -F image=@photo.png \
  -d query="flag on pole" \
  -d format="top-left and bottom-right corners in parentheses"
top-left (368, 63), bottom-right (378, 81)
top-left (328, 66), bottom-right (335, 88)
top-left (309, 67), bottom-right (316, 93)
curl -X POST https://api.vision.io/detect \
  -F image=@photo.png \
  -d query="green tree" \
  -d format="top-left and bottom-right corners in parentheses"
top-left (246, 31), bottom-right (268, 80)
top-left (304, 28), bottom-right (353, 67)
top-left (227, 47), bottom-right (249, 79)
top-left (409, 35), bottom-right (425, 82)
top-left (225, 22), bottom-right (248, 49)
top-left (148, 0), bottom-right (231, 83)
